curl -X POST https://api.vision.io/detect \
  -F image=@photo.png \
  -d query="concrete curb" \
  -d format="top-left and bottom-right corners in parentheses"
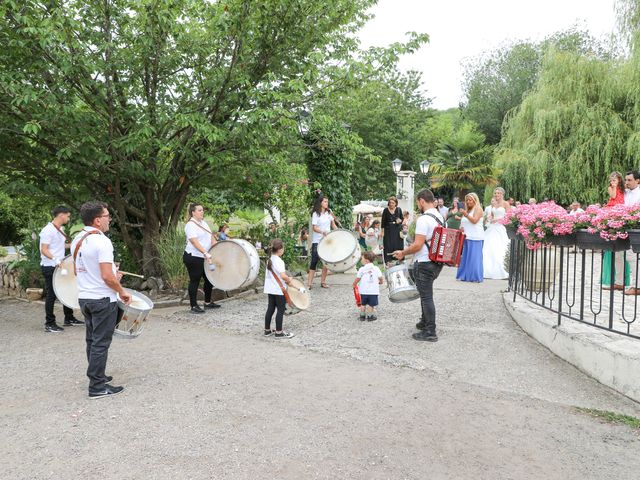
top-left (503, 292), bottom-right (640, 403)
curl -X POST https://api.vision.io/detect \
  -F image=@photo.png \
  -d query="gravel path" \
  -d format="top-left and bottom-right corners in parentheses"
top-left (1, 267), bottom-right (639, 480)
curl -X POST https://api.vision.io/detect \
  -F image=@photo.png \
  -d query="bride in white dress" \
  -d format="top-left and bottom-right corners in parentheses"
top-left (483, 188), bottom-right (510, 279)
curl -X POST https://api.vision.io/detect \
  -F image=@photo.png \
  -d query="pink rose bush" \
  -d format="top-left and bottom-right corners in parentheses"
top-left (502, 201), bottom-right (640, 249)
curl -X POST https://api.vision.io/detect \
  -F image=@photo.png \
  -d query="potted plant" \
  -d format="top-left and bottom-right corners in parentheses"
top-left (575, 204), bottom-right (639, 252)
top-left (503, 202), bottom-right (575, 250)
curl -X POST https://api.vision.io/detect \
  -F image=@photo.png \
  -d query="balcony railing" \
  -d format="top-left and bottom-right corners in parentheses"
top-left (508, 237), bottom-right (640, 340)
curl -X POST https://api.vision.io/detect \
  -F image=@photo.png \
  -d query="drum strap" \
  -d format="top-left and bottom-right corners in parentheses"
top-left (267, 265), bottom-right (293, 307)
top-left (51, 222), bottom-right (71, 242)
top-left (72, 230), bottom-right (101, 275)
top-left (188, 219), bottom-right (213, 235)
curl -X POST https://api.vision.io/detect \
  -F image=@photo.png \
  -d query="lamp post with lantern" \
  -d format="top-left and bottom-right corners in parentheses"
top-left (391, 158), bottom-right (431, 218)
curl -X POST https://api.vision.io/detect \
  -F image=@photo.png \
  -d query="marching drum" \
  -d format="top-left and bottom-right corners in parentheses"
top-left (205, 239), bottom-right (260, 291)
top-left (386, 263), bottom-right (420, 303)
top-left (116, 288), bottom-right (154, 338)
top-left (317, 229), bottom-right (362, 272)
top-left (286, 278), bottom-right (311, 315)
top-left (52, 255), bottom-right (80, 309)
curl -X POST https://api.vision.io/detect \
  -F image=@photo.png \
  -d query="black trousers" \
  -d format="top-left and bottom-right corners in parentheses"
top-left (183, 252), bottom-right (213, 307)
top-left (415, 262), bottom-right (444, 333)
top-left (41, 266), bottom-right (74, 326)
top-left (79, 297), bottom-right (118, 393)
top-left (309, 243), bottom-right (320, 270)
top-left (265, 294), bottom-right (286, 331)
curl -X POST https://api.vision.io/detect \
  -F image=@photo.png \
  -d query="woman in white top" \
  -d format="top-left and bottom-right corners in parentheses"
top-left (263, 238), bottom-right (294, 339)
top-left (456, 192), bottom-right (485, 282)
top-left (307, 195), bottom-right (337, 289)
top-left (183, 203), bottom-right (219, 314)
top-left (483, 187), bottom-right (510, 279)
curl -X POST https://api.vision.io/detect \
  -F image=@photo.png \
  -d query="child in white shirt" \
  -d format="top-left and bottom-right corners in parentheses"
top-left (263, 238), bottom-right (295, 339)
top-left (353, 250), bottom-right (384, 321)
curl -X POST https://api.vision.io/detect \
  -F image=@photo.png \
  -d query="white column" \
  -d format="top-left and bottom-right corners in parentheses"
top-left (395, 170), bottom-right (416, 218)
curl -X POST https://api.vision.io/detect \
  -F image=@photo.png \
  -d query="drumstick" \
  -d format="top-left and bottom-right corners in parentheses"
top-left (118, 270), bottom-right (145, 279)
top-left (288, 284), bottom-right (306, 293)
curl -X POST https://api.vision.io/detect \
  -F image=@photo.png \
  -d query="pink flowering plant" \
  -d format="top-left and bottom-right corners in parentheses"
top-left (583, 203), bottom-right (640, 241)
top-left (500, 202), bottom-right (576, 250)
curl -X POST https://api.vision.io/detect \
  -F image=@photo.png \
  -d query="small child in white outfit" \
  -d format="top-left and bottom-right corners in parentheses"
top-left (353, 250), bottom-right (384, 321)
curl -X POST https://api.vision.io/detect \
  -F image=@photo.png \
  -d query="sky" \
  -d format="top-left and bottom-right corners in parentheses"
top-left (358, 0), bottom-right (619, 110)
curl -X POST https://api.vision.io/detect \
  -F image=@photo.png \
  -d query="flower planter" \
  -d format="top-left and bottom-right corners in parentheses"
top-left (506, 226), bottom-right (518, 240)
top-left (575, 230), bottom-right (630, 252)
top-left (549, 233), bottom-right (576, 247)
top-left (628, 229), bottom-right (640, 253)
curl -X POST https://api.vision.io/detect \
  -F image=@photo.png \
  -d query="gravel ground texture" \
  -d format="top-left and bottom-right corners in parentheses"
top-left (1, 267), bottom-right (640, 480)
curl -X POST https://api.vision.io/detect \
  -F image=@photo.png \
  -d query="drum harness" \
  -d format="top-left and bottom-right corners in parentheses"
top-left (72, 229), bottom-right (101, 275)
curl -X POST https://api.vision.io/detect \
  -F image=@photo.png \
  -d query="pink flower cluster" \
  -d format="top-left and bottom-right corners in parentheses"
top-left (502, 201), bottom-right (640, 249)
top-left (585, 203), bottom-right (640, 241)
top-left (501, 201), bottom-right (575, 250)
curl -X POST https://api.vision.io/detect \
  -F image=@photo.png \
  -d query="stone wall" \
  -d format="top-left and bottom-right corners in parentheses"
top-left (0, 262), bottom-right (27, 299)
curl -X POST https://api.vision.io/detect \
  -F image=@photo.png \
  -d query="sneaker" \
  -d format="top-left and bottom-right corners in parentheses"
top-left (366, 314), bottom-right (377, 322)
top-left (105, 375), bottom-right (113, 383)
top-left (264, 329), bottom-right (274, 336)
top-left (45, 324), bottom-right (64, 333)
top-left (412, 330), bottom-right (438, 342)
top-left (274, 331), bottom-right (295, 339)
top-left (64, 318), bottom-right (85, 326)
top-left (416, 320), bottom-right (426, 330)
top-left (88, 384), bottom-right (124, 399)
top-left (190, 306), bottom-right (205, 314)
top-left (359, 313), bottom-right (366, 321)
top-left (204, 302), bottom-right (221, 309)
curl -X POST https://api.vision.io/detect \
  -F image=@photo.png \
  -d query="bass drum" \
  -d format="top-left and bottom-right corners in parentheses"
top-left (317, 229), bottom-right (361, 272)
top-left (205, 239), bottom-right (260, 291)
top-left (52, 255), bottom-right (80, 309)
top-left (286, 278), bottom-right (311, 315)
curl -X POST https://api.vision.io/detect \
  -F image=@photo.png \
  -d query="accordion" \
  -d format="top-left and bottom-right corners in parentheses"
top-left (428, 226), bottom-right (465, 266)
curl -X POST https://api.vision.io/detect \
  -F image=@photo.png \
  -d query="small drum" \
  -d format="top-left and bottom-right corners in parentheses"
top-left (205, 239), bottom-right (260, 291)
top-left (286, 278), bottom-right (311, 315)
top-left (386, 263), bottom-right (420, 303)
top-left (317, 229), bottom-right (361, 272)
top-left (116, 289), bottom-right (154, 338)
top-left (52, 255), bottom-right (80, 309)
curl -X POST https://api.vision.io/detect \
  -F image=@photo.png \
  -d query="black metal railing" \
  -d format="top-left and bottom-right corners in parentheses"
top-left (508, 238), bottom-right (640, 340)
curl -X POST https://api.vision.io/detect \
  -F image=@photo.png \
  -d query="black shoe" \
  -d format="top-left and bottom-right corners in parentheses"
top-left (366, 314), bottom-right (377, 322)
top-left (64, 318), bottom-right (85, 326)
top-left (412, 330), bottom-right (438, 342)
top-left (204, 302), bottom-right (221, 309)
top-left (416, 320), bottom-right (426, 330)
top-left (264, 329), bottom-right (274, 336)
top-left (45, 324), bottom-right (64, 333)
top-left (105, 375), bottom-right (113, 383)
top-left (190, 306), bottom-right (205, 314)
top-left (88, 384), bottom-right (124, 399)
top-left (274, 331), bottom-right (295, 339)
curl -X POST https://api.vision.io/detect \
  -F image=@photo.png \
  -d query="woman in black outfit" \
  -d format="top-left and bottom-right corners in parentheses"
top-left (381, 196), bottom-right (404, 265)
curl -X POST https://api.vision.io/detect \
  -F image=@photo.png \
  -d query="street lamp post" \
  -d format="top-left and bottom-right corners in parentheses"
top-left (391, 159), bottom-right (432, 217)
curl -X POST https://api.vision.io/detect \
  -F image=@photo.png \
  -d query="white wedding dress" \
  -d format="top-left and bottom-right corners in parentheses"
top-left (483, 207), bottom-right (510, 279)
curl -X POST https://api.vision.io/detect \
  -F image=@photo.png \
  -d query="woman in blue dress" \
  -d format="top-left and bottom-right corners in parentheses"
top-left (456, 192), bottom-right (485, 282)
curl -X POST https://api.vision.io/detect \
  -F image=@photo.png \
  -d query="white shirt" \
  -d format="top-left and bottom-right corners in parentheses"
top-left (311, 211), bottom-right (332, 244)
top-left (625, 187), bottom-right (640, 206)
top-left (184, 219), bottom-right (213, 258)
top-left (263, 255), bottom-right (287, 296)
top-left (356, 263), bottom-right (383, 295)
top-left (39, 223), bottom-right (67, 267)
top-left (461, 210), bottom-right (485, 241)
top-left (568, 208), bottom-right (584, 216)
top-left (71, 227), bottom-right (117, 301)
top-left (414, 208), bottom-right (444, 263)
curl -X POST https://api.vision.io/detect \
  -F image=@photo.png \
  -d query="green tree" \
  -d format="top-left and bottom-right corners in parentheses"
top-left (462, 29), bottom-right (610, 145)
top-left (315, 70), bottom-right (432, 200)
top-left (0, 0), bottom-right (425, 275)
top-left (429, 121), bottom-right (498, 198)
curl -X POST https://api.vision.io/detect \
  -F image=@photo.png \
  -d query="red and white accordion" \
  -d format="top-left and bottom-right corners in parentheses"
top-left (428, 226), bottom-right (465, 266)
